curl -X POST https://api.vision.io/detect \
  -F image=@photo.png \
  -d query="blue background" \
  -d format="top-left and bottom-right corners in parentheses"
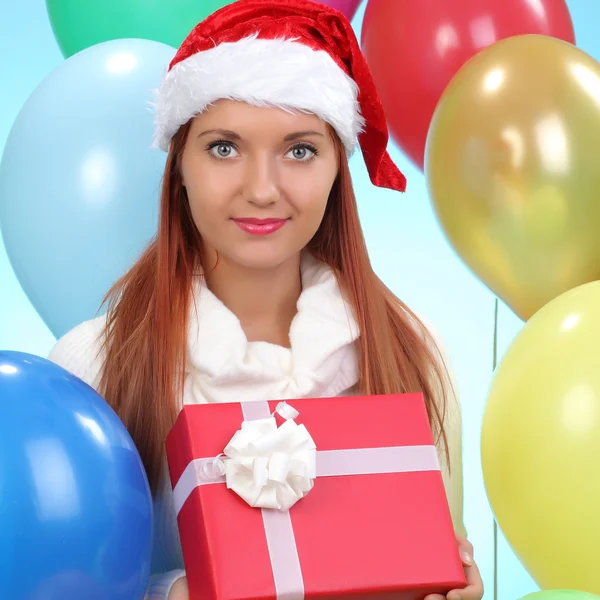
top-left (1, 1), bottom-right (598, 598)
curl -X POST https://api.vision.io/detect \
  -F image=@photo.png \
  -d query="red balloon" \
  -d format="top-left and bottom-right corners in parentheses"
top-left (361, 0), bottom-right (575, 171)
top-left (316, 0), bottom-right (362, 21)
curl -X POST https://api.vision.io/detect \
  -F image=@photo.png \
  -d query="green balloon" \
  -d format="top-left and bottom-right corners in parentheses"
top-left (521, 592), bottom-right (600, 600)
top-left (46, 0), bottom-right (237, 58)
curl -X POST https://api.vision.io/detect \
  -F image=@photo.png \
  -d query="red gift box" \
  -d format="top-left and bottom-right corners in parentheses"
top-left (166, 393), bottom-right (467, 600)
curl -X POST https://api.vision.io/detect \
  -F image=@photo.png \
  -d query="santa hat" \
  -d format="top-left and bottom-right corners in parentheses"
top-left (151, 0), bottom-right (406, 192)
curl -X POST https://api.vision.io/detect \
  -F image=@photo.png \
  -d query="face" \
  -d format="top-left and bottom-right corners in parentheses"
top-left (180, 99), bottom-right (339, 271)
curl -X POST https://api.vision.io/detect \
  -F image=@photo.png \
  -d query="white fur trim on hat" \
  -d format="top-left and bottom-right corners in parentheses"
top-left (151, 34), bottom-right (365, 153)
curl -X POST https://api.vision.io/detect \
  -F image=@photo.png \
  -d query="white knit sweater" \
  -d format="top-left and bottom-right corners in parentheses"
top-left (48, 255), bottom-right (465, 600)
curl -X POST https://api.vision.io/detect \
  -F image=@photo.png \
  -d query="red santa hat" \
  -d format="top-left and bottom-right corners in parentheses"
top-left (151, 0), bottom-right (406, 192)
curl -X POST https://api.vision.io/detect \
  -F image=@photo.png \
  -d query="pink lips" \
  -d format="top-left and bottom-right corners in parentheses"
top-left (232, 217), bottom-right (288, 236)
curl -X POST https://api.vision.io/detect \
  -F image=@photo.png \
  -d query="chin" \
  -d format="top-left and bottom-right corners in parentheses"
top-left (224, 246), bottom-right (301, 271)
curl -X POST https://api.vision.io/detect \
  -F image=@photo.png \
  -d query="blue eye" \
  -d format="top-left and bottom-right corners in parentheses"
top-left (206, 140), bottom-right (239, 159)
top-left (286, 143), bottom-right (318, 161)
top-left (205, 140), bottom-right (318, 161)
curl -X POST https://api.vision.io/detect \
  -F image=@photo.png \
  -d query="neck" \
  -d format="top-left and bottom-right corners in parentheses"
top-left (203, 252), bottom-right (303, 347)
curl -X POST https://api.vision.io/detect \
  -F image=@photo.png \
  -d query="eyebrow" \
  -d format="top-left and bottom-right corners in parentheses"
top-left (197, 128), bottom-right (241, 140)
top-left (283, 130), bottom-right (325, 141)
top-left (197, 128), bottom-right (325, 141)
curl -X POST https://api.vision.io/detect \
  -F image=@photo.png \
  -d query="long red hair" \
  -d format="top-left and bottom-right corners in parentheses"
top-left (98, 123), bottom-right (452, 493)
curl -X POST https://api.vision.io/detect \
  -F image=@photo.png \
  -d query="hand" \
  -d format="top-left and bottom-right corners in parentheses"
top-left (425, 534), bottom-right (483, 600)
top-left (168, 576), bottom-right (189, 600)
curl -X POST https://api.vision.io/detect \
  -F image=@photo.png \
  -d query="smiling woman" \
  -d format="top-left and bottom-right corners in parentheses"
top-left (181, 101), bottom-right (338, 275)
top-left (46, 1), bottom-right (481, 599)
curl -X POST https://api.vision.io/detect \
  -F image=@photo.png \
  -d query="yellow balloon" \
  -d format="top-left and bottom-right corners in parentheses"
top-left (425, 34), bottom-right (600, 320)
top-left (481, 281), bottom-right (600, 591)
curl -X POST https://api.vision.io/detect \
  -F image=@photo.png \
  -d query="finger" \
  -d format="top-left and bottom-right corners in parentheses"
top-left (464, 559), bottom-right (483, 587)
top-left (459, 547), bottom-right (474, 566)
top-left (455, 534), bottom-right (473, 549)
top-left (456, 536), bottom-right (473, 557)
top-left (447, 561), bottom-right (484, 600)
top-left (448, 587), bottom-right (479, 600)
top-left (447, 585), bottom-right (482, 600)
top-left (455, 537), bottom-right (474, 567)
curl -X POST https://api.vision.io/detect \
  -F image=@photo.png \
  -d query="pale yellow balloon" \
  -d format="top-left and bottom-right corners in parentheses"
top-left (481, 281), bottom-right (600, 591)
top-left (425, 34), bottom-right (600, 320)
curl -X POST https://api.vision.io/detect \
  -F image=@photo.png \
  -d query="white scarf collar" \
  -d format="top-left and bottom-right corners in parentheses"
top-left (183, 253), bottom-right (360, 405)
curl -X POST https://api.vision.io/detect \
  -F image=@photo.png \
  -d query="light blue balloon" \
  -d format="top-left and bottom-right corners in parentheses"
top-left (0, 38), bottom-right (176, 339)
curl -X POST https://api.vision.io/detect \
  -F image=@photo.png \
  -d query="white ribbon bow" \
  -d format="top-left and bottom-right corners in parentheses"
top-left (219, 402), bottom-right (317, 511)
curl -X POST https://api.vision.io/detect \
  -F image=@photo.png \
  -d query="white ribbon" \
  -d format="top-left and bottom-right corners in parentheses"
top-left (221, 402), bottom-right (316, 510)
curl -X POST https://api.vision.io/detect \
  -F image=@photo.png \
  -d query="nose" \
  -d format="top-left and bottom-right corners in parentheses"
top-left (243, 153), bottom-right (281, 207)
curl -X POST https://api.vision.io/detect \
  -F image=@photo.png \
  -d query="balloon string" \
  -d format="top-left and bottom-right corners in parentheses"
top-left (492, 297), bottom-right (499, 600)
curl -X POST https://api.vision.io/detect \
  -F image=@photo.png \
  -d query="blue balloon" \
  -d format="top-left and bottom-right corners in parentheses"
top-left (0, 39), bottom-right (175, 339)
top-left (0, 351), bottom-right (153, 600)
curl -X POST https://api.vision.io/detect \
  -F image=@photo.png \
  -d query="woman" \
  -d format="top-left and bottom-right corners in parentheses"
top-left (49, 1), bottom-right (483, 599)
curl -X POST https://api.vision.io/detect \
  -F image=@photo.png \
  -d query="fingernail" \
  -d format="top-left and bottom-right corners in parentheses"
top-left (460, 550), bottom-right (473, 565)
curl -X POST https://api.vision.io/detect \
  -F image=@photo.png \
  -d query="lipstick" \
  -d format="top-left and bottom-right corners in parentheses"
top-left (232, 217), bottom-right (288, 236)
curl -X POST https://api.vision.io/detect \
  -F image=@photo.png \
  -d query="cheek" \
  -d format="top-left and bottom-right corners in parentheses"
top-left (289, 165), bottom-right (336, 219)
top-left (301, 189), bottom-right (329, 222)
top-left (185, 171), bottom-right (231, 229)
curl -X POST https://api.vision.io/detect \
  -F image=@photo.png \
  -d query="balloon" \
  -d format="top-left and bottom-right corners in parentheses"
top-left (481, 282), bottom-right (600, 591)
top-left (425, 34), bottom-right (600, 321)
top-left (46, 0), bottom-right (235, 58)
top-left (315, 0), bottom-right (361, 21)
top-left (521, 593), bottom-right (600, 600)
top-left (0, 351), bottom-right (153, 600)
top-left (0, 39), bottom-right (174, 339)
top-left (361, 0), bottom-right (575, 170)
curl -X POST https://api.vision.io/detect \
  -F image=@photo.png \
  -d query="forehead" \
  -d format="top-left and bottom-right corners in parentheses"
top-left (189, 99), bottom-right (329, 137)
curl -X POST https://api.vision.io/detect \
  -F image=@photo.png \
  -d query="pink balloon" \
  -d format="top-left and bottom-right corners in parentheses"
top-left (313, 0), bottom-right (362, 20)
